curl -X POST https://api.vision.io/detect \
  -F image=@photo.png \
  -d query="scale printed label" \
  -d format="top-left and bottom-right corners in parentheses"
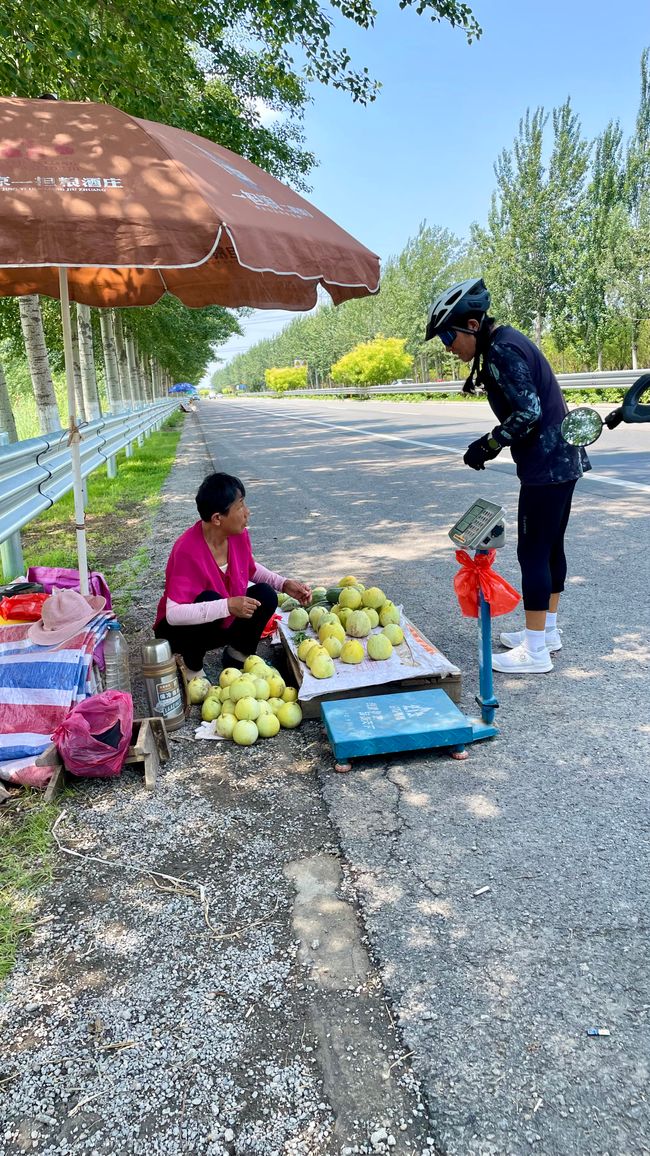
top-left (340, 697), bottom-right (438, 734)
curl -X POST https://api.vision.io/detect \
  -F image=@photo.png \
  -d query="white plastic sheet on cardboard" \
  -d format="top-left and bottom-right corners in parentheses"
top-left (278, 607), bottom-right (460, 703)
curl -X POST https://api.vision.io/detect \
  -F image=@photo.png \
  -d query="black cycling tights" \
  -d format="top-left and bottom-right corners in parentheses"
top-left (517, 479), bottom-right (577, 612)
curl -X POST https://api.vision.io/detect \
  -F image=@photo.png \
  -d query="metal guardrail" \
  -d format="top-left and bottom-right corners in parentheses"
top-left (0, 402), bottom-right (178, 564)
top-left (238, 369), bottom-right (649, 400)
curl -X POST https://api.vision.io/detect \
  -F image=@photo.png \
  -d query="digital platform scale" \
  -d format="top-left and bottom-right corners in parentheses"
top-left (322, 501), bottom-right (505, 767)
top-left (449, 498), bottom-right (506, 552)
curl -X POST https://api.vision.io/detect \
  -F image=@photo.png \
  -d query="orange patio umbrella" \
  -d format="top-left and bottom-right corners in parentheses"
top-left (0, 98), bottom-right (380, 590)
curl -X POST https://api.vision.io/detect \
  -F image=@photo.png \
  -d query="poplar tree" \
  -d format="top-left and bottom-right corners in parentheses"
top-left (472, 101), bottom-right (589, 347)
top-left (609, 49), bottom-right (650, 369)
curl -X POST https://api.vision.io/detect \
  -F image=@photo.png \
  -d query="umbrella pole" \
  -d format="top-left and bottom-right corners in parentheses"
top-left (58, 268), bottom-right (90, 596)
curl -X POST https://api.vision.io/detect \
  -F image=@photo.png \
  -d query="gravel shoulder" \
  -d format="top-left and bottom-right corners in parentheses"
top-left (4, 398), bottom-right (649, 1156)
top-left (0, 413), bottom-right (434, 1156)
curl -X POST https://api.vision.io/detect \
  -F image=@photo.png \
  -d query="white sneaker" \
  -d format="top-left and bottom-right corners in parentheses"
top-left (499, 627), bottom-right (562, 653)
top-left (492, 642), bottom-right (553, 674)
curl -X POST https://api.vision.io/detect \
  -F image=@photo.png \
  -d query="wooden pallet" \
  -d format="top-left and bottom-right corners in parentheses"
top-left (38, 717), bottom-right (170, 802)
top-left (278, 623), bottom-right (462, 721)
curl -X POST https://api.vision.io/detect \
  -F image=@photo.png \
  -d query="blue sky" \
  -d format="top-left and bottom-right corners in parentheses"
top-left (204, 0), bottom-right (649, 379)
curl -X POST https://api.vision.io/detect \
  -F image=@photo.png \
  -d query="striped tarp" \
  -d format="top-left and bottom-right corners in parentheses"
top-left (0, 615), bottom-right (113, 787)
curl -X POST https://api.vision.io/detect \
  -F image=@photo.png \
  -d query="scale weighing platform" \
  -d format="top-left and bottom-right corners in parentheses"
top-left (322, 500), bottom-right (506, 767)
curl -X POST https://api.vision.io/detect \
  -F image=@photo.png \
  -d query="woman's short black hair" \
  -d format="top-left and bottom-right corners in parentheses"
top-left (196, 472), bottom-right (246, 521)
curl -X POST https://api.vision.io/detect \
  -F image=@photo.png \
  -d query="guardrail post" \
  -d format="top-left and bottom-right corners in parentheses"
top-left (106, 454), bottom-right (117, 479)
top-left (0, 432), bottom-right (26, 580)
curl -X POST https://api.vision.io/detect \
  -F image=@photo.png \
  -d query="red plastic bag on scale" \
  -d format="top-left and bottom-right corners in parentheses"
top-left (453, 549), bottom-right (521, 618)
top-left (52, 691), bottom-right (133, 778)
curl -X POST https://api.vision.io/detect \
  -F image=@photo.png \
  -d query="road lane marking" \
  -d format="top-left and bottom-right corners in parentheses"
top-left (214, 403), bottom-right (650, 494)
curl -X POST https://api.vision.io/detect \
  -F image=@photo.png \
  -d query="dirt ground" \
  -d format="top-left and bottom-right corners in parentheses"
top-left (0, 413), bottom-right (435, 1156)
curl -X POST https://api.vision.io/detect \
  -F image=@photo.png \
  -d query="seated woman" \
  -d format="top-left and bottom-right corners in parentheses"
top-left (154, 472), bottom-right (310, 677)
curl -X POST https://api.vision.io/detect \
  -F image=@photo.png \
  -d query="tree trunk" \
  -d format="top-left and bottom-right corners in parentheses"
top-left (125, 336), bottom-right (141, 404)
top-left (70, 321), bottom-right (86, 422)
top-left (632, 319), bottom-right (640, 371)
top-left (113, 313), bottom-right (131, 407)
top-left (0, 360), bottom-right (18, 442)
top-left (18, 295), bottom-right (61, 434)
top-left (77, 304), bottom-right (101, 421)
top-left (597, 347), bottom-right (603, 372)
top-left (138, 352), bottom-right (151, 403)
top-left (150, 357), bottom-right (161, 399)
top-left (99, 310), bottom-right (123, 412)
top-left (137, 352), bottom-right (146, 402)
top-left (534, 312), bottom-right (543, 348)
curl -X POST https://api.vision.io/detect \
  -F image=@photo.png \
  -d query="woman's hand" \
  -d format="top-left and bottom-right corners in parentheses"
top-left (228, 595), bottom-right (261, 619)
top-left (282, 578), bottom-right (311, 606)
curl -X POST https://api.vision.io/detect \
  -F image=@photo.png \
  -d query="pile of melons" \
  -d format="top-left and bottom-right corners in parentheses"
top-left (188, 655), bottom-right (302, 745)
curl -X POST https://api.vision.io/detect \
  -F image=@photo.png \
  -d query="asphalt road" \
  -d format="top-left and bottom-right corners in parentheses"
top-left (199, 396), bottom-right (650, 1156)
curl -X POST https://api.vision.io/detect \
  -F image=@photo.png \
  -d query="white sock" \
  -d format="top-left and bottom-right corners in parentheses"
top-left (525, 628), bottom-right (547, 653)
top-left (545, 612), bottom-right (558, 631)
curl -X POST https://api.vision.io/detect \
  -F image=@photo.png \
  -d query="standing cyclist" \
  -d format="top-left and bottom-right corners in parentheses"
top-left (425, 278), bottom-right (589, 674)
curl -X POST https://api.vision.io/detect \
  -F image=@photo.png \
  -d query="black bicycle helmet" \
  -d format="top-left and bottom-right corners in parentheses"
top-left (425, 277), bottom-right (491, 342)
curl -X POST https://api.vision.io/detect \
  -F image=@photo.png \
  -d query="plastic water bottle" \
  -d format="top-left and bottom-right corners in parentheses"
top-left (104, 621), bottom-right (132, 694)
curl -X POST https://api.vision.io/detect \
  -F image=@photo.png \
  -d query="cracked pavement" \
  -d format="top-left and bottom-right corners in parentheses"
top-left (202, 396), bottom-right (650, 1156)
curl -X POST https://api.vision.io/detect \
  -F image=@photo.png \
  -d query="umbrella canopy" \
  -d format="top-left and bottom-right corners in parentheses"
top-left (0, 99), bottom-right (380, 310)
top-left (169, 383), bottom-right (196, 393)
top-left (0, 97), bottom-right (380, 594)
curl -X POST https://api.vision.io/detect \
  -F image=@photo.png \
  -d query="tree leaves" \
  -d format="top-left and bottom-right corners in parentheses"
top-left (331, 336), bottom-right (413, 384)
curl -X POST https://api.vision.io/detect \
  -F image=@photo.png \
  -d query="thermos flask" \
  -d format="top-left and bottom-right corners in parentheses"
top-left (141, 638), bottom-right (185, 731)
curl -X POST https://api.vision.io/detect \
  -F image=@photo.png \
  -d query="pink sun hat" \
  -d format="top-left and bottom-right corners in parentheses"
top-left (27, 587), bottom-right (106, 647)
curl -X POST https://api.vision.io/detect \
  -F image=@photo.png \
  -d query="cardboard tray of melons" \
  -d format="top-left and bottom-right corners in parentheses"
top-left (276, 599), bottom-right (461, 720)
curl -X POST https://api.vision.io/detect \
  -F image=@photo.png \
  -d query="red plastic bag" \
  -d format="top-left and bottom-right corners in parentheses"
top-left (52, 691), bottom-right (133, 778)
top-left (0, 592), bottom-right (50, 621)
top-left (453, 549), bottom-right (521, 619)
top-left (261, 612), bottom-right (282, 638)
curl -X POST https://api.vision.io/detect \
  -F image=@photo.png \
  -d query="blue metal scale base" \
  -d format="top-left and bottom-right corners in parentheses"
top-left (321, 512), bottom-right (507, 765)
top-left (321, 688), bottom-right (498, 762)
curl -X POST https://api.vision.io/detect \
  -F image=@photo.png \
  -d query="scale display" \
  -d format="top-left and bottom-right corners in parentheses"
top-left (449, 499), bottom-right (506, 551)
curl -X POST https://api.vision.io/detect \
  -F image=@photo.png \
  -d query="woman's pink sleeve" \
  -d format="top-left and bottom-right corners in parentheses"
top-left (165, 597), bottom-right (230, 626)
top-left (252, 562), bottom-right (286, 591)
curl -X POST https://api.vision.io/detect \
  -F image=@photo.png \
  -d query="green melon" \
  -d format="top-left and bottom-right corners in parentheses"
top-left (326, 586), bottom-right (343, 605)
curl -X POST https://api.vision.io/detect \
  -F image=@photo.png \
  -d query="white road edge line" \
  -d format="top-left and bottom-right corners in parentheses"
top-left (221, 403), bottom-right (650, 495)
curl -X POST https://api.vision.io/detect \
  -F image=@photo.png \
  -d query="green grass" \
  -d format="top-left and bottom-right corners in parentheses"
top-left (0, 411), bottom-right (184, 979)
top-left (0, 797), bottom-right (59, 981)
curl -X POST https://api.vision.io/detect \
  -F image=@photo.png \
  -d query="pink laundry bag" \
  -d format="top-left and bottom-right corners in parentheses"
top-left (27, 567), bottom-right (112, 610)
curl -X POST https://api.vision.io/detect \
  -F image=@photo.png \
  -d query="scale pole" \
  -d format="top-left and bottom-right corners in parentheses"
top-left (475, 550), bottom-right (499, 726)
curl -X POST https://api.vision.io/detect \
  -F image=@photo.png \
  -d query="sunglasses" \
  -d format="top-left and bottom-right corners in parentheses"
top-left (438, 326), bottom-right (476, 348)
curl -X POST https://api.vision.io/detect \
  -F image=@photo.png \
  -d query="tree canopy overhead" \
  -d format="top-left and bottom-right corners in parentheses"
top-left (3, 0), bottom-right (480, 116)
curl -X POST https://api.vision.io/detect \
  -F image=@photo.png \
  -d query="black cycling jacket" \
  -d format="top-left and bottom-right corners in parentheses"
top-left (479, 325), bottom-right (590, 485)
